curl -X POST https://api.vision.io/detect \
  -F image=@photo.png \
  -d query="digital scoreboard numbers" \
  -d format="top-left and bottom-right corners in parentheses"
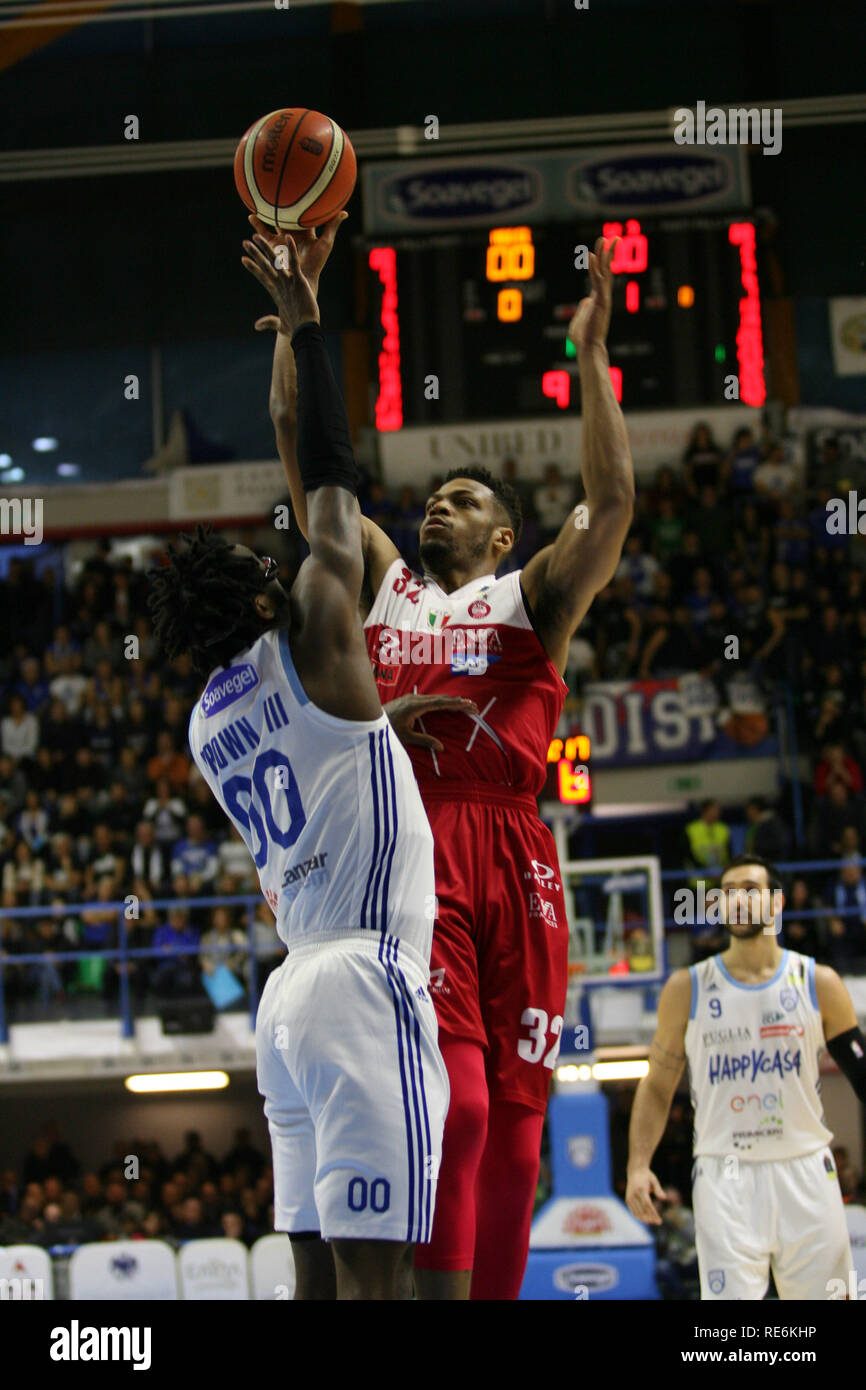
top-left (368, 216), bottom-right (764, 426)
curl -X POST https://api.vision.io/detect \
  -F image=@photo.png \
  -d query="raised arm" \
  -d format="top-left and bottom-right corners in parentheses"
top-left (522, 237), bottom-right (635, 674)
top-left (249, 214), bottom-right (400, 594)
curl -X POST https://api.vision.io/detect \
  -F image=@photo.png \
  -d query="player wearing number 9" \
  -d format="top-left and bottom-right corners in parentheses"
top-left (146, 234), bottom-right (451, 1300)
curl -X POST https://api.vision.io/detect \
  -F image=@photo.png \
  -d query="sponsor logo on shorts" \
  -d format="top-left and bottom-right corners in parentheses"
top-left (708, 1268), bottom-right (725, 1294)
top-left (552, 1262), bottom-right (618, 1294)
top-left (429, 967), bottom-right (449, 995)
top-left (529, 892), bottom-right (558, 928)
top-left (524, 860), bottom-right (561, 893)
top-left (264, 887), bottom-right (279, 912)
top-left (824, 1154), bottom-right (836, 1178)
top-left (415, 985), bottom-right (429, 1003)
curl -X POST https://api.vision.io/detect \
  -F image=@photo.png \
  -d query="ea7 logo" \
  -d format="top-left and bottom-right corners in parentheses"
top-left (529, 893), bottom-right (558, 928)
top-left (429, 968), bottom-right (449, 994)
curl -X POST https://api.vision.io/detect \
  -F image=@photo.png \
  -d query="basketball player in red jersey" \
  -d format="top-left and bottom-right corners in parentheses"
top-left (246, 213), bottom-right (634, 1299)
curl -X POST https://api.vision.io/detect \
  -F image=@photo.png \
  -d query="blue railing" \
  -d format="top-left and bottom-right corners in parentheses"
top-left (0, 893), bottom-right (281, 1046)
top-left (1, 858), bottom-right (861, 1046)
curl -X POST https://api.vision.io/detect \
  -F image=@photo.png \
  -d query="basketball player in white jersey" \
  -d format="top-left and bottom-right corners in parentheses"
top-left (148, 235), bottom-right (451, 1300)
top-left (626, 853), bottom-right (866, 1299)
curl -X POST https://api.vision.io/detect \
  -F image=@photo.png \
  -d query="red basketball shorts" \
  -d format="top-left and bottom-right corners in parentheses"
top-left (419, 783), bottom-right (570, 1114)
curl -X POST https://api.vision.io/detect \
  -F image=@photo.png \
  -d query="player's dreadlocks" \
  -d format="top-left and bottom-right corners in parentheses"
top-left (442, 465), bottom-right (523, 544)
top-left (147, 524), bottom-right (271, 677)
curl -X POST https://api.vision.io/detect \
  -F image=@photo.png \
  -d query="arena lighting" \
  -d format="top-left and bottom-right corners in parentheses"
top-left (5, 467), bottom-right (24, 482)
top-left (0, 453), bottom-right (11, 467)
top-left (677, 285), bottom-right (695, 308)
top-left (592, 1059), bottom-right (650, 1081)
top-left (56, 463), bottom-right (79, 477)
top-left (31, 436), bottom-right (58, 452)
top-left (556, 1061), bottom-right (650, 1083)
top-left (124, 1071), bottom-right (229, 1093)
top-left (368, 246), bottom-right (403, 431)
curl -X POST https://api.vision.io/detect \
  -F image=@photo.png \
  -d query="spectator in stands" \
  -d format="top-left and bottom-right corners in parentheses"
top-left (744, 797), bottom-right (791, 862)
top-left (683, 800), bottom-right (731, 891)
top-left (811, 781), bottom-right (866, 860)
top-left (126, 698), bottom-right (157, 760)
top-left (200, 905), bottom-right (247, 980)
top-left (48, 650), bottom-right (89, 718)
top-left (3, 839), bottom-right (46, 905)
top-left (27, 912), bottom-right (69, 1007)
top-left (654, 1186), bottom-right (699, 1299)
top-left (223, 1127), bottom-right (265, 1181)
top-left (82, 823), bottom-right (125, 897)
top-left (81, 619), bottom-right (120, 675)
top-left (94, 1179), bottom-right (147, 1238)
top-left (16, 656), bottom-right (51, 715)
top-left (142, 779), bottom-right (187, 846)
top-left (174, 1194), bottom-right (220, 1242)
top-left (174, 1131), bottom-right (219, 1182)
top-left (773, 498), bottom-right (811, 567)
top-left (753, 441), bottom-right (798, 514)
top-left (146, 730), bottom-right (191, 793)
top-left (615, 529), bottom-right (660, 599)
top-left (650, 496), bottom-right (685, 562)
top-left (814, 743), bottom-right (864, 799)
top-left (585, 582), bottom-right (642, 678)
top-left (682, 421), bottom-right (725, 497)
top-left (217, 823), bottom-right (256, 892)
top-left (637, 603), bottom-right (701, 678)
top-left (685, 567), bottom-right (716, 629)
top-left (44, 625), bottom-right (80, 677)
top-left (783, 876), bottom-right (824, 959)
top-left (811, 435), bottom-right (844, 493)
top-left (533, 463), bottom-right (574, 543)
top-left (1, 693), bottom-right (39, 762)
top-left (150, 907), bottom-right (201, 998)
top-left (17, 789), bottom-right (50, 853)
top-left (171, 815), bottom-right (219, 894)
top-left (825, 858), bottom-right (866, 973)
top-left (130, 819), bottom-right (167, 895)
top-left (725, 426), bottom-right (761, 503)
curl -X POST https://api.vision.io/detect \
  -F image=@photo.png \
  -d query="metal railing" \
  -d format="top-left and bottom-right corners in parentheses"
top-left (0, 893), bottom-right (283, 1046)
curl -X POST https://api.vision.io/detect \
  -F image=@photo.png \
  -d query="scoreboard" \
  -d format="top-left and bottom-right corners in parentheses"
top-left (368, 215), bottom-right (765, 427)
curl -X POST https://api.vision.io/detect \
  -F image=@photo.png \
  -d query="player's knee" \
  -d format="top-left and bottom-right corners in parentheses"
top-left (444, 1083), bottom-right (489, 1165)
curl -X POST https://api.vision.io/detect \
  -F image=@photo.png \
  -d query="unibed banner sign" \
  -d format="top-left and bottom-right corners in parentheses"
top-left (362, 144), bottom-right (750, 233)
top-left (378, 404), bottom-right (761, 484)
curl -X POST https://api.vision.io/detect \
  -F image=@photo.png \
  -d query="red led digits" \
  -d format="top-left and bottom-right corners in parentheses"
top-left (369, 247), bottom-right (403, 431)
top-left (728, 222), bottom-right (766, 408)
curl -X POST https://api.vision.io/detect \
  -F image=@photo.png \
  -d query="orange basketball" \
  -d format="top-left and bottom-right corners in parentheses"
top-left (233, 107), bottom-right (356, 230)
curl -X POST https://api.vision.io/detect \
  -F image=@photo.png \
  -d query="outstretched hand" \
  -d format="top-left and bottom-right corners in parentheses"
top-left (247, 212), bottom-right (347, 334)
top-left (567, 235), bottom-right (619, 351)
top-left (241, 231), bottom-right (320, 338)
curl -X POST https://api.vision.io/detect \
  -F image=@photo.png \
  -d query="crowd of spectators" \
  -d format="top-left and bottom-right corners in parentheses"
top-left (1, 420), bottom-right (866, 1016)
top-left (0, 543), bottom-right (284, 1019)
top-left (0, 1124), bottom-right (276, 1250)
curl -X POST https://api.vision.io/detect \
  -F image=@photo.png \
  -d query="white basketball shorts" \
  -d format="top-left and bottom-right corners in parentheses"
top-left (692, 1146), bottom-right (853, 1299)
top-left (256, 931), bottom-right (449, 1243)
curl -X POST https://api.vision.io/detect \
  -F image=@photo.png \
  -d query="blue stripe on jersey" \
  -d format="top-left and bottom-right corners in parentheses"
top-left (378, 932), bottom-right (418, 1240)
top-left (688, 965), bottom-right (698, 1020)
top-left (277, 628), bottom-right (310, 706)
top-left (716, 948), bottom-right (788, 992)
top-left (369, 730), bottom-right (392, 933)
top-left (360, 732), bottom-right (383, 930)
top-left (379, 733), bottom-right (400, 934)
top-left (807, 956), bottom-right (819, 1010)
top-left (393, 940), bottom-right (434, 1242)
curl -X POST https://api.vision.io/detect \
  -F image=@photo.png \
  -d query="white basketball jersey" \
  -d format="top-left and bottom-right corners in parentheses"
top-left (685, 950), bottom-right (833, 1161)
top-left (188, 627), bottom-right (434, 957)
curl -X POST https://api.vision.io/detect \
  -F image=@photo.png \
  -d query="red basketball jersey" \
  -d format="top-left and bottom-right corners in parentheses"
top-left (364, 560), bottom-right (567, 795)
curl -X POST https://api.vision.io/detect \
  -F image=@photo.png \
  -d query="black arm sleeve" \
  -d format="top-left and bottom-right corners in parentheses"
top-left (290, 321), bottom-right (358, 496)
top-left (827, 1026), bottom-right (866, 1103)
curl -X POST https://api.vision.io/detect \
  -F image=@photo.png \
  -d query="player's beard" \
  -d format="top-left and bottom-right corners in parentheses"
top-left (419, 523), bottom-right (493, 577)
top-left (726, 918), bottom-right (767, 940)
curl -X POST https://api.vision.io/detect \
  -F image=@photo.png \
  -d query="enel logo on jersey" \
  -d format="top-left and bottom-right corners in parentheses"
top-left (201, 664), bottom-right (259, 716)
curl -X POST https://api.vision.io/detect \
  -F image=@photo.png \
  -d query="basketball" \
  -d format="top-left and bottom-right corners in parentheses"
top-left (233, 107), bottom-right (356, 230)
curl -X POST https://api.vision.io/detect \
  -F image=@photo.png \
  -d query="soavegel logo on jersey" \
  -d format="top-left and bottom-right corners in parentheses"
top-left (379, 163), bottom-right (541, 226)
top-left (571, 150), bottom-right (732, 211)
top-left (201, 664), bottom-right (259, 718)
